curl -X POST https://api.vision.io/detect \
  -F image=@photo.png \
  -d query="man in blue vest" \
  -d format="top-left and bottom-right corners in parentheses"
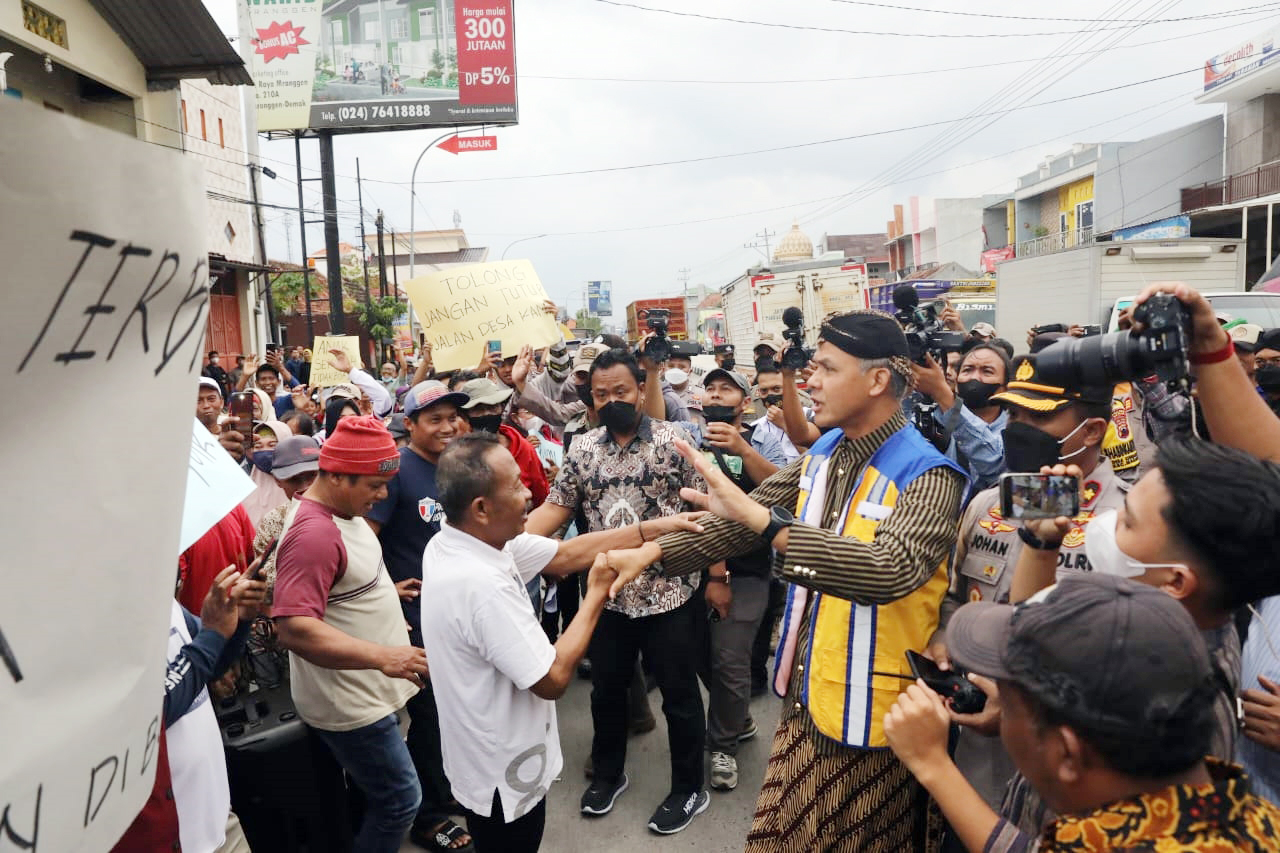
top-left (598, 310), bottom-right (968, 853)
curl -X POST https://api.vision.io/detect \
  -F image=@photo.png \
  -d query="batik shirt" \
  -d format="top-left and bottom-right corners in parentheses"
top-left (546, 415), bottom-right (705, 618)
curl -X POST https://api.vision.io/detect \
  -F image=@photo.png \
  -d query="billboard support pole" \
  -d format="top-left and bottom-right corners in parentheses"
top-left (376, 211), bottom-right (388, 300)
top-left (319, 131), bottom-right (345, 334)
top-left (294, 132), bottom-right (315, 342)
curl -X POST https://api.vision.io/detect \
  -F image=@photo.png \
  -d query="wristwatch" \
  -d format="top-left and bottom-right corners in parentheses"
top-left (761, 506), bottom-right (794, 545)
top-left (706, 573), bottom-right (731, 584)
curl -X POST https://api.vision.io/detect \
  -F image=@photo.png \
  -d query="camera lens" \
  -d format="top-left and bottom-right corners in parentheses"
top-left (1035, 332), bottom-right (1146, 388)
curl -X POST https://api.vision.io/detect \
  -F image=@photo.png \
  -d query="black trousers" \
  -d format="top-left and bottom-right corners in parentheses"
top-left (464, 789), bottom-right (546, 853)
top-left (406, 682), bottom-right (455, 830)
top-left (750, 579), bottom-right (787, 685)
top-left (589, 597), bottom-right (704, 795)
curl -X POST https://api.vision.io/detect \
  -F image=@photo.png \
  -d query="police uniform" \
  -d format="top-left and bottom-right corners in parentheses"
top-left (940, 355), bottom-right (1129, 808)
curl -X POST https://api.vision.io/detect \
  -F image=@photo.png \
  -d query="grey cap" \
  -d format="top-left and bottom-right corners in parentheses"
top-left (271, 435), bottom-right (322, 479)
top-left (949, 573), bottom-right (1214, 738)
top-left (703, 368), bottom-right (751, 396)
top-left (387, 412), bottom-right (409, 440)
top-left (459, 377), bottom-right (514, 408)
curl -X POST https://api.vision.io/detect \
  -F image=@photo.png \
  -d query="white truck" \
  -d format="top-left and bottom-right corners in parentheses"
top-left (721, 256), bottom-right (870, 353)
top-left (995, 238), bottom-right (1245, 340)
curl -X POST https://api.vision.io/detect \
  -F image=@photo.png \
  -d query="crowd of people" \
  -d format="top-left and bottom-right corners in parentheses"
top-left (139, 282), bottom-right (1280, 853)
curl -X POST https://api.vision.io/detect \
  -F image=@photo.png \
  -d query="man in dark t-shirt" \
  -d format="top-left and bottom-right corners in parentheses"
top-left (366, 379), bottom-right (473, 851)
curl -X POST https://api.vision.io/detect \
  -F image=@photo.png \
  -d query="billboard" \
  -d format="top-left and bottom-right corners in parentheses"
top-left (1204, 28), bottom-right (1277, 93)
top-left (587, 280), bottom-right (612, 316)
top-left (245, 0), bottom-right (518, 133)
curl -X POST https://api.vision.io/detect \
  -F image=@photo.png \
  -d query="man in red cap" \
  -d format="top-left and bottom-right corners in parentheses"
top-left (273, 415), bottom-right (430, 853)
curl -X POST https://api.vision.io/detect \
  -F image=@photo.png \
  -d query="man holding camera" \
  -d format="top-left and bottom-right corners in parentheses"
top-left (912, 343), bottom-right (1012, 493)
top-left (596, 310), bottom-right (968, 852)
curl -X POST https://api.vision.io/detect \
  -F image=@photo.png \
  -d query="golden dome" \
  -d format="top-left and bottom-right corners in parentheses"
top-left (773, 223), bottom-right (814, 262)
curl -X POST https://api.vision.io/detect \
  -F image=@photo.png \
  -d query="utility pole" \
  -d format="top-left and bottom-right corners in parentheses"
top-left (356, 157), bottom-right (372, 308)
top-left (294, 133), bottom-right (315, 341)
top-left (376, 210), bottom-right (389, 300)
top-left (745, 227), bottom-right (777, 261)
top-left (248, 162), bottom-right (277, 344)
top-left (318, 131), bottom-right (345, 334)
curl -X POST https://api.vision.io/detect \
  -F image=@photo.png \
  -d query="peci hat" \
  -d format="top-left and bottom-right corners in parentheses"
top-left (991, 353), bottom-right (1111, 413)
top-left (703, 368), bottom-right (751, 396)
top-left (818, 310), bottom-right (910, 360)
top-left (403, 380), bottom-right (469, 418)
top-left (573, 343), bottom-right (608, 374)
top-left (948, 573), bottom-right (1214, 740)
top-left (272, 435), bottom-right (322, 479)
top-left (319, 415), bottom-right (399, 476)
top-left (459, 377), bottom-right (514, 408)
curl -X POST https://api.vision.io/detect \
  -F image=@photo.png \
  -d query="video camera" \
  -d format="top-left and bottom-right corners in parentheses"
top-left (642, 307), bottom-right (672, 364)
top-left (780, 307), bottom-right (813, 371)
top-left (891, 285), bottom-right (966, 366)
top-left (1036, 293), bottom-right (1191, 392)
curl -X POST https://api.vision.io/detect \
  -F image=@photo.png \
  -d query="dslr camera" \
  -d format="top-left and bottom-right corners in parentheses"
top-left (891, 285), bottom-right (965, 366)
top-left (1036, 293), bottom-right (1191, 392)
top-left (780, 307), bottom-right (813, 371)
top-left (642, 307), bottom-right (672, 364)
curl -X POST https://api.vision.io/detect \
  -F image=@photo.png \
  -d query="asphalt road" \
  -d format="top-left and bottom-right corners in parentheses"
top-left (400, 675), bottom-right (784, 852)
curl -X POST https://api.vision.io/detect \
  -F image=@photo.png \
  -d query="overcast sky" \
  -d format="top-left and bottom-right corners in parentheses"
top-left (205, 0), bottom-right (1269, 320)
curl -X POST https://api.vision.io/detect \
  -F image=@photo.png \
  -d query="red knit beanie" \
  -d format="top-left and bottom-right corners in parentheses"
top-left (319, 415), bottom-right (400, 476)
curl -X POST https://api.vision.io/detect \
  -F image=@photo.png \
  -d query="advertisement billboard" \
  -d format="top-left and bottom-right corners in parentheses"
top-left (587, 280), bottom-right (612, 316)
top-left (1204, 28), bottom-right (1277, 93)
top-left (245, 0), bottom-right (518, 133)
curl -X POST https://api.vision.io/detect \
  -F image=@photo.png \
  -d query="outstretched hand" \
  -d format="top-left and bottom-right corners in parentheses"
top-left (673, 438), bottom-right (761, 528)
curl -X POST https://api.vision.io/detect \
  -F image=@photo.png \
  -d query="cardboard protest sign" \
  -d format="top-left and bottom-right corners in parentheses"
top-left (0, 103), bottom-right (209, 850)
top-left (309, 334), bottom-right (363, 387)
top-left (181, 419), bottom-right (257, 552)
top-left (403, 260), bottom-right (561, 372)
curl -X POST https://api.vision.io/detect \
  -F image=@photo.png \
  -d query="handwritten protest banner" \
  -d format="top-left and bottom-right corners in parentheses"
top-left (181, 419), bottom-right (257, 552)
top-left (309, 334), bottom-right (363, 387)
top-left (0, 102), bottom-right (209, 850)
top-left (403, 260), bottom-right (561, 372)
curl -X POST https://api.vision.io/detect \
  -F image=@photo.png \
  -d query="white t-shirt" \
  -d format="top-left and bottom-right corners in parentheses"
top-left (420, 523), bottom-right (561, 821)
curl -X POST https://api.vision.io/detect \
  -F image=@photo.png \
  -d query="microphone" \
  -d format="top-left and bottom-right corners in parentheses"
top-left (892, 284), bottom-right (919, 311)
top-left (781, 306), bottom-right (803, 328)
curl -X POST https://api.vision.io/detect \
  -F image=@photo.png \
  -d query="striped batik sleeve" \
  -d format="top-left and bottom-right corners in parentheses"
top-left (983, 818), bottom-right (1034, 853)
top-left (777, 465), bottom-right (966, 604)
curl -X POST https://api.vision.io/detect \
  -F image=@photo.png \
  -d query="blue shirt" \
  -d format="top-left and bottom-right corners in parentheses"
top-left (367, 446), bottom-right (443, 644)
top-left (1238, 596), bottom-right (1280, 805)
top-left (939, 403), bottom-right (1007, 493)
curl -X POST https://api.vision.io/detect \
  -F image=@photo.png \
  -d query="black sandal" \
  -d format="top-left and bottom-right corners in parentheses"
top-left (410, 819), bottom-right (474, 852)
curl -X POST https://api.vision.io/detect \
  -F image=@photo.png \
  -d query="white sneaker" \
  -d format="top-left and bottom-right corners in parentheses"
top-left (709, 751), bottom-right (738, 791)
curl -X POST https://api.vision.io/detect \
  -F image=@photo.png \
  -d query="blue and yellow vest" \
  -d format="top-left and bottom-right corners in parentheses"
top-left (774, 424), bottom-right (966, 748)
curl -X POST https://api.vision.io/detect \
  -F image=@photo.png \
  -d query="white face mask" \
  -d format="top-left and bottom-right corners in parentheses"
top-left (1084, 509), bottom-right (1185, 578)
top-left (523, 415), bottom-right (546, 434)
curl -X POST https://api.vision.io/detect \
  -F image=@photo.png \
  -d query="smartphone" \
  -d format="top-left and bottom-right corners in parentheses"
top-left (999, 473), bottom-right (1080, 520)
top-left (905, 650), bottom-right (985, 713)
top-left (486, 340), bottom-right (502, 355)
top-left (228, 391), bottom-right (255, 437)
top-left (249, 538), bottom-right (279, 580)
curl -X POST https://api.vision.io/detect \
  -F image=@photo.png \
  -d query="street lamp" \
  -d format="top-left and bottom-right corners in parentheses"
top-left (501, 233), bottom-right (548, 260)
top-left (408, 129), bottom-right (464, 280)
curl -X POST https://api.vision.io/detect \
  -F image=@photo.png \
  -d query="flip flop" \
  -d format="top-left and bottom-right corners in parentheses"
top-left (410, 819), bottom-right (474, 852)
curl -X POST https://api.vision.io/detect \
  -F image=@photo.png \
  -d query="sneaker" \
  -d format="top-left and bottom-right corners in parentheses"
top-left (580, 773), bottom-right (629, 816)
top-left (647, 789), bottom-right (710, 834)
top-left (709, 752), bottom-right (738, 791)
top-left (737, 718), bottom-right (758, 743)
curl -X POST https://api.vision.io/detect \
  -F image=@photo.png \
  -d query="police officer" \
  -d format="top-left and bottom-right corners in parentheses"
top-left (713, 343), bottom-right (736, 370)
top-left (928, 353), bottom-right (1127, 809)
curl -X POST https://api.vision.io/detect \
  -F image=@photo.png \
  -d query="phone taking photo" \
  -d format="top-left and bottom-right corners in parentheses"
top-left (228, 391), bottom-right (255, 437)
top-left (999, 473), bottom-right (1080, 520)
top-left (486, 340), bottom-right (502, 356)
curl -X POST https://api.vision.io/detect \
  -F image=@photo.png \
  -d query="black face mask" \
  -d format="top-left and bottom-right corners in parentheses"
top-left (702, 404), bottom-right (738, 424)
top-left (1002, 421), bottom-right (1063, 472)
top-left (761, 394), bottom-right (784, 408)
top-left (576, 382), bottom-right (594, 408)
top-left (1257, 366), bottom-right (1280, 392)
top-left (597, 401), bottom-right (639, 434)
top-left (467, 414), bottom-right (503, 433)
top-left (956, 380), bottom-right (1001, 410)
top-left (721, 357), bottom-right (736, 371)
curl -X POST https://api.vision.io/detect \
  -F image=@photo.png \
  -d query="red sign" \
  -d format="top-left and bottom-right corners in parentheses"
top-left (981, 246), bottom-right (1016, 273)
top-left (253, 19), bottom-right (309, 63)
top-left (456, 4), bottom-right (517, 106)
top-left (437, 135), bottom-right (498, 155)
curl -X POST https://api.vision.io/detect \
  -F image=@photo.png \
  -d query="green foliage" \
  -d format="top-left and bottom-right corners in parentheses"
top-left (357, 296), bottom-right (406, 342)
top-left (271, 271), bottom-right (323, 318)
top-left (575, 309), bottom-right (602, 335)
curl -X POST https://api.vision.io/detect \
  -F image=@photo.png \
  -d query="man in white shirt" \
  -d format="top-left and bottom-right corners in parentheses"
top-left (421, 431), bottom-right (701, 851)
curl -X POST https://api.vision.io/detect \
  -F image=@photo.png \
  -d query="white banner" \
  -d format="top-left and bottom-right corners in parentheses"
top-left (0, 102), bottom-right (209, 851)
top-left (181, 419), bottom-right (257, 553)
top-left (243, 0), bottom-right (324, 132)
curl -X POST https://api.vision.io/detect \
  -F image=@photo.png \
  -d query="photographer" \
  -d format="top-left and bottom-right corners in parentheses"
top-left (911, 344), bottom-right (1012, 493)
top-left (884, 574), bottom-right (1280, 852)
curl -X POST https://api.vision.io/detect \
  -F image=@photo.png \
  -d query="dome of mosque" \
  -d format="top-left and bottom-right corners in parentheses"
top-left (773, 223), bottom-right (814, 261)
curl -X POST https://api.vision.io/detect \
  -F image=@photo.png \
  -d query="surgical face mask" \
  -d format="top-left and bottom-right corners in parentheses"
top-left (1002, 418), bottom-right (1090, 472)
top-left (761, 393), bottom-right (784, 408)
top-left (252, 449), bottom-right (275, 474)
top-left (1257, 365), bottom-right (1280, 392)
top-left (665, 368), bottom-right (689, 387)
top-left (597, 401), bottom-right (638, 434)
top-left (1085, 510), bottom-right (1184, 578)
top-left (522, 415), bottom-right (546, 435)
top-left (467, 414), bottom-right (503, 434)
top-left (956, 379), bottom-right (1000, 410)
top-left (721, 357), bottom-right (736, 371)
top-left (702, 404), bottom-right (738, 424)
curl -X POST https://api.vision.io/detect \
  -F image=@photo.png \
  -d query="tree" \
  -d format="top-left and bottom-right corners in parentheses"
top-left (270, 270), bottom-right (323, 319)
top-left (575, 309), bottom-right (602, 336)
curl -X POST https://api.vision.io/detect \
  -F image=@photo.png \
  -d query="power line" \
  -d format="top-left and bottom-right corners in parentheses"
top-left (591, 0), bottom-right (1273, 38)
top-left (825, 0), bottom-right (1280, 23)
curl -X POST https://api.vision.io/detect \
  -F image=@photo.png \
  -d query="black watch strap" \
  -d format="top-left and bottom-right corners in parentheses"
top-left (762, 507), bottom-right (794, 545)
top-left (1017, 527), bottom-right (1060, 551)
